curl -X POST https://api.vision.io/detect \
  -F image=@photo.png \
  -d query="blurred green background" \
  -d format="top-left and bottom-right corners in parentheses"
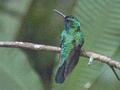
top-left (0, 0), bottom-right (120, 90)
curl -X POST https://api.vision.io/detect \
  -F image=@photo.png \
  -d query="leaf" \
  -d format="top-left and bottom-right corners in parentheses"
top-left (0, 0), bottom-right (43, 90)
top-left (0, 49), bottom-right (43, 90)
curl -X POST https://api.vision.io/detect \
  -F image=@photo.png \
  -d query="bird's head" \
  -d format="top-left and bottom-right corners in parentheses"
top-left (64, 16), bottom-right (80, 31)
top-left (54, 9), bottom-right (80, 31)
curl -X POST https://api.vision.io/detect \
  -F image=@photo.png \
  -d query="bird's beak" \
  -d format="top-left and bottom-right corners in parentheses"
top-left (53, 9), bottom-right (66, 18)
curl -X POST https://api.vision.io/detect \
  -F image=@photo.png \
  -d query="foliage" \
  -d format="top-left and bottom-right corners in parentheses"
top-left (0, 0), bottom-right (120, 90)
top-left (0, 0), bottom-right (43, 90)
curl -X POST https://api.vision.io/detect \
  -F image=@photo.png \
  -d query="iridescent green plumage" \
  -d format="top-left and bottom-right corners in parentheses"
top-left (55, 15), bottom-right (84, 83)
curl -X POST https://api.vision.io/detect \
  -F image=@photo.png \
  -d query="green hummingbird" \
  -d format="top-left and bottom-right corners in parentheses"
top-left (54, 9), bottom-right (84, 83)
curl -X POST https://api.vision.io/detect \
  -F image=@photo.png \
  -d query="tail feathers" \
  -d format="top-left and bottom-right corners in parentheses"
top-left (55, 46), bottom-right (81, 83)
top-left (55, 62), bottom-right (66, 84)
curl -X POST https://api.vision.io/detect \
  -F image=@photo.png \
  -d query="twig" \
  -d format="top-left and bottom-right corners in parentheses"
top-left (0, 41), bottom-right (60, 52)
top-left (109, 66), bottom-right (120, 81)
top-left (0, 41), bottom-right (120, 70)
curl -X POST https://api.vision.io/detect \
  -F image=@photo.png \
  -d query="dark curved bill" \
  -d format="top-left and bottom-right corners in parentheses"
top-left (53, 9), bottom-right (66, 18)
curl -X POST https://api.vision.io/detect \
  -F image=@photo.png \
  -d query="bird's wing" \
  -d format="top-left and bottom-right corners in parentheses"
top-left (55, 31), bottom-right (67, 83)
top-left (64, 32), bottom-right (84, 77)
top-left (59, 31), bottom-right (66, 66)
top-left (64, 45), bottom-right (80, 77)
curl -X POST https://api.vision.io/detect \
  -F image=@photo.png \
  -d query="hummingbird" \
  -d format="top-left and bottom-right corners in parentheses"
top-left (54, 9), bottom-right (84, 83)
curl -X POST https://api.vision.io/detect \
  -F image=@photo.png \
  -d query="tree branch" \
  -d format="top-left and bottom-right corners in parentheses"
top-left (0, 41), bottom-right (120, 70)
